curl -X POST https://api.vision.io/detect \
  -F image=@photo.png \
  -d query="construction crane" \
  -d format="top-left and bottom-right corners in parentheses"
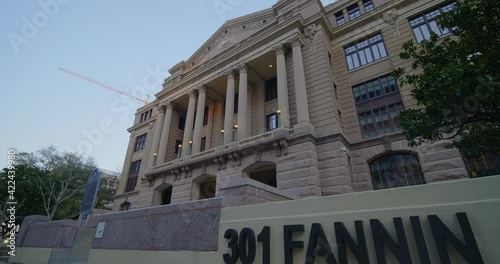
top-left (59, 68), bottom-right (150, 106)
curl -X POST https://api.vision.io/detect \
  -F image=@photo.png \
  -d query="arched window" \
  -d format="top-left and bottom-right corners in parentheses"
top-left (195, 176), bottom-right (217, 200)
top-left (120, 202), bottom-right (131, 211)
top-left (369, 153), bottom-right (424, 190)
top-left (153, 184), bottom-right (173, 206)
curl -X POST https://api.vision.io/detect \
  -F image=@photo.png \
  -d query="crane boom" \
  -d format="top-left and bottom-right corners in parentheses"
top-left (59, 68), bottom-right (150, 105)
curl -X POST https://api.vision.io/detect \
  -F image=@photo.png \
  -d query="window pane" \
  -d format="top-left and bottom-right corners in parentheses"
top-left (389, 103), bottom-right (404, 131)
top-left (364, 48), bottom-right (373, 64)
top-left (413, 28), bottom-right (424, 43)
top-left (372, 45), bottom-right (381, 60)
top-left (370, 154), bottom-right (424, 190)
top-left (346, 55), bottom-right (354, 70)
top-left (428, 21), bottom-right (442, 36)
top-left (377, 43), bottom-right (387, 58)
top-left (359, 50), bottom-right (367, 65)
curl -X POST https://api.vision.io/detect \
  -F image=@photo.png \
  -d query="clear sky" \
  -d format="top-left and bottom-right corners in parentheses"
top-left (0, 0), bottom-right (334, 172)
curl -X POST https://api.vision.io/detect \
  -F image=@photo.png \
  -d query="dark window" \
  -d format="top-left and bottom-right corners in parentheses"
top-left (265, 78), bottom-right (278, 102)
top-left (352, 75), bottom-right (398, 103)
top-left (161, 186), bottom-right (173, 205)
top-left (203, 107), bottom-right (209, 126)
top-left (465, 153), bottom-right (500, 178)
top-left (353, 75), bottom-right (404, 139)
top-left (198, 177), bottom-right (216, 199)
top-left (335, 11), bottom-right (345, 26)
top-left (266, 113), bottom-right (278, 131)
top-left (201, 137), bottom-right (206, 152)
top-left (363, 0), bottom-right (374, 12)
top-left (409, 2), bottom-right (455, 43)
top-left (358, 103), bottom-right (404, 138)
top-left (249, 166), bottom-right (277, 188)
top-left (134, 134), bottom-right (147, 152)
top-left (234, 94), bottom-right (239, 115)
top-left (125, 160), bottom-right (141, 192)
top-left (140, 109), bottom-right (153, 122)
top-left (178, 116), bottom-right (186, 130)
top-left (345, 33), bottom-right (388, 71)
top-left (348, 4), bottom-right (361, 20)
top-left (370, 153), bottom-right (425, 190)
top-left (174, 140), bottom-right (182, 154)
top-left (120, 202), bottom-right (131, 211)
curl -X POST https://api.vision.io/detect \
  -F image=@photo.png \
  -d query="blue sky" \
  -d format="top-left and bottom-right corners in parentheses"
top-left (0, 0), bottom-right (333, 172)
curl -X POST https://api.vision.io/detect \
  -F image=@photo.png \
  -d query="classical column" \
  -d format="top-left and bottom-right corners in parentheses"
top-left (291, 37), bottom-right (311, 126)
top-left (223, 71), bottom-right (236, 144)
top-left (275, 44), bottom-right (290, 128)
top-left (157, 102), bottom-right (174, 164)
top-left (148, 104), bottom-right (166, 168)
top-left (237, 64), bottom-right (248, 140)
top-left (192, 86), bottom-right (206, 154)
top-left (182, 90), bottom-right (197, 157)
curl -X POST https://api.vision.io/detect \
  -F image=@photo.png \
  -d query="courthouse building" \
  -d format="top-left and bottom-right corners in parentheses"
top-left (113, 0), bottom-right (499, 211)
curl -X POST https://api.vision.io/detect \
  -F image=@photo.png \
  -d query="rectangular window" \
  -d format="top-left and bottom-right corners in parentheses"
top-left (359, 103), bottom-right (404, 138)
top-left (134, 134), bottom-right (147, 152)
top-left (203, 107), bottom-right (209, 126)
top-left (363, 0), bottom-right (374, 12)
top-left (345, 33), bottom-right (388, 71)
top-left (125, 160), bottom-right (141, 192)
top-left (201, 137), bottom-right (206, 152)
top-left (178, 116), bottom-right (186, 130)
top-left (140, 109), bottom-right (153, 122)
top-left (265, 77), bottom-right (278, 102)
top-left (352, 75), bottom-right (398, 103)
top-left (234, 94), bottom-right (239, 115)
top-left (174, 140), bottom-right (182, 154)
top-left (465, 153), bottom-right (500, 178)
top-left (335, 11), bottom-right (345, 26)
top-left (409, 2), bottom-right (455, 43)
top-left (348, 4), bottom-right (361, 20)
top-left (266, 113), bottom-right (278, 131)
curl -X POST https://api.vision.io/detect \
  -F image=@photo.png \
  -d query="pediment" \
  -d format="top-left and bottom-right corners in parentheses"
top-left (169, 8), bottom-right (276, 75)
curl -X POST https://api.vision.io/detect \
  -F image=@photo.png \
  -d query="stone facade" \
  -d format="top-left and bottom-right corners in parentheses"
top-left (114, 0), bottom-right (470, 211)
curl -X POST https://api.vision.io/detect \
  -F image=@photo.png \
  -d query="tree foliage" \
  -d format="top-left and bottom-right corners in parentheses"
top-left (394, 0), bottom-right (500, 158)
top-left (17, 146), bottom-right (96, 220)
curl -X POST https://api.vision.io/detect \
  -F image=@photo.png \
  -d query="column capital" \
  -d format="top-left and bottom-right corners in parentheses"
top-left (291, 35), bottom-right (304, 48)
top-left (188, 90), bottom-right (197, 98)
top-left (166, 101), bottom-right (174, 110)
top-left (196, 85), bottom-right (207, 94)
top-left (273, 44), bottom-right (286, 56)
top-left (156, 103), bottom-right (166, 114)
top-left (238, 63), bottom-right (248, 74)
top-left (226, 71), bottom-right (236, 80)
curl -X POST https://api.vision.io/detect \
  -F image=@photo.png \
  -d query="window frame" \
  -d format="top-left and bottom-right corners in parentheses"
top-left (363, 0), bottom-right (374, 12)
top-left (266, 113), bottom-right (278, 131)
top-left (203, 106), bottom-right (209, 126)
top-left (265, 77), bottom-right (278, 102)
top-left (344, 33), bottom-right (388, 71)
top-left (178, 116), bottom-right (186, 131)
top-left (369, 153), bottom-right (425, 190)
top-left (347, 3), bottom-right (361, 20)
top-left (409, 2), bottom-right (456, 43)
top-left (335, 11), bottom-right (345, 26)
top-left (125, 160), bottom-right (141, 192)
top-left (134, 134), bottom-right (147, 152)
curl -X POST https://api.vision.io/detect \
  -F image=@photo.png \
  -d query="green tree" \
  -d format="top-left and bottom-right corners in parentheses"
top-left (17, 146), bottom-right (96, 220)
top-left (394, 0), bottom-right (500, 158)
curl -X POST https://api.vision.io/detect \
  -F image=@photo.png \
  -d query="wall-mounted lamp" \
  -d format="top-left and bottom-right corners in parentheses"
top-left (177, 145), bottom-right (182, 159)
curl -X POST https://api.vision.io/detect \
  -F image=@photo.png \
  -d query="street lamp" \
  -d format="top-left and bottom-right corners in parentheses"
top-left (220, 130), bottom-right (224, 145)
top-left (153, 153), bottom-right (158, 166)
top-left (189, 140), bottom-right (193, 155)
top-left (233, 125), bottom-right (238, 141)
top-left (177, 144), bottom-right (182, 159)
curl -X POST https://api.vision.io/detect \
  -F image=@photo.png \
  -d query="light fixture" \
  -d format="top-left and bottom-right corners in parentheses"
top-left (234, 125), bottom-right (238, 129)
top-left (269, 64), bottom-right (273, 68)
top-left (178, 144), bottom-right (182, 148)
top-left (189, 141), bottom-right (193, 144)
top-left (221, 129), bottom-right (225, 133)
top-left (153, 153), bottom-right (157, 157)
top-left (276, 110), bottom-right (281, 114)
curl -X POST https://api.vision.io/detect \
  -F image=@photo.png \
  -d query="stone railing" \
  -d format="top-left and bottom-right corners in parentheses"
top-left (191, 149), bottom-right (217, 160)
top-left (238, 131), bottom-right (273, 147)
